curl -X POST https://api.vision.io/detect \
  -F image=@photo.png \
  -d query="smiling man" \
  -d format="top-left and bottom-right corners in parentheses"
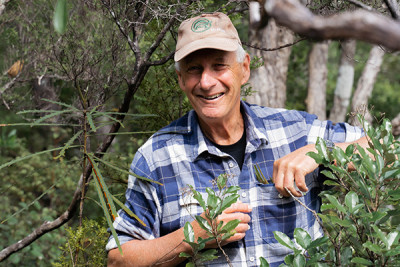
top-left (107, 12), bottom-right (367, 266)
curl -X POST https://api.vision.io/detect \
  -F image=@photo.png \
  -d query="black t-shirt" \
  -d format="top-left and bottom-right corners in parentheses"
top-left (213, 129), bottom-right (246, 170)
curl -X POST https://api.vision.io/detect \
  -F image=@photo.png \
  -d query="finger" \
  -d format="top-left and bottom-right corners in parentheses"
top-left (235, 223), bottom-right (250, 233)
top-left (223, 202), bottom-right (252, 213)
top-left (283, 169), bottom-right (303, 197)
top-left (294, 171), bottom-right (308, 193)
top-left (219, 213), bottom-right (251, 224)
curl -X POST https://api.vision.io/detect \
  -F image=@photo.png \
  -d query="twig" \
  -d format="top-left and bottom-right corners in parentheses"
top-left (384, 0), bottom-right (400, 20)
top-left (284, 187), bottom-right (323, 226)
top-left (344, 0), bottom-right (377, 12)
top-left (243, 37), bottom-right (307, 52)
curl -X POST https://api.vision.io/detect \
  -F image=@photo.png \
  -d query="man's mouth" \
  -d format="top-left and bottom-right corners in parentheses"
top-left (201, 93), bottom-right (224, 100)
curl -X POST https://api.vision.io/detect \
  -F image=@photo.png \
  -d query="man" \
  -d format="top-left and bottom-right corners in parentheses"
top-left (107, 12), bottom-right (366, 266)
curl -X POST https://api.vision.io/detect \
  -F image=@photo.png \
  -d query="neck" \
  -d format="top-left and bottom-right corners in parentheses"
top-left (199, 113), bottom-right (244, 146)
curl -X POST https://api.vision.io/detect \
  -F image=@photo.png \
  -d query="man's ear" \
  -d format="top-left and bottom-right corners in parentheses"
top-left (241, 53), bottom-right (251, 85)
top-left (176, 69), bottom-right (185, 89)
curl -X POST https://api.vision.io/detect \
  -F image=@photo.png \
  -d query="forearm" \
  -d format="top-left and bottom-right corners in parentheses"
top-left (107, 227), bottom-right (190, 267)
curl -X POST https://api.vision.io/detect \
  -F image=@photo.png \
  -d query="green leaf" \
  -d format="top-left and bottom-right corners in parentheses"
top-left (111, 194), bottom-right (146, 226)
top-left (387, 231), bottom-right (400, 249)
top-left (293, 254), bottom-right (306, 267)
top-left (284, 254), bottom-right (294, 265)
top-left (324, 194), bottom-right (347, 214)
top-left (308, 236), bottom-right (328, 249)
top-left (53, 0), bottom-right (68, 34)
top-left (198, 249), bottom-right (218, 262)
top-left (94, 178), bottom-right (122, 253)
top-left (344, 191), bottom-right (358, 213)
top-left (183, 222), bottom-right (195, 243)
top-left (388, 189), bottom-right (400, 200)
top-left (351, 257), bottom-right (373, 265)
top-left (32, 109), bottom-right (75, 126)
top-left (86, 112), bottom-right (97, 132)
top-left (320, 170), bottom-right (337, 180)
top-left (217, 173), bottom-right (227, 190)
top-left (54, 130), bottom-right (83, 159)
top-left (259, 257), bottom-right (270, 267)
top-left (179, 252), bottom-right (191, 258)
top-left (372, 225), bottom-right (388, 248)
top-left (363, 241), bottom-right (382, 254)
top-left (185, 262), bottom-right (195, 267)
top-left (220, 194), bottom-right (239, 214)
top-left (206, 187), bottom-right (219, 211)
top-left (221, 219), bottom-right (240, 233)
top-left (273, 231), bottom-right (296, 250)
top-left (224, 186), bottom-right (241, 195)
top-left (0, 145), bottom-right (80, 170)
top-left (330, 216), bottom-right (353, 227)
top-left (294, 228), bottom-right (311, 249)
top-left (320, 203), bottom-right (335, 212)
top-left (195, 215), bottom-right (212, 233)
top-left (93, 155), bottom-right (162, 185)
top-left (88, 154), bottom-right (118, 219)
top-left (333, 147), bottom-right (349, 166)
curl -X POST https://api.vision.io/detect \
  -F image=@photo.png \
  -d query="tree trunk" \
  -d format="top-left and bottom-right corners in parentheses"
top-left (306, 41), bottom-right (330, 120)
top-left (246, 18), bottom-right (294, 108)
top-left (349, 45), bottom-right (385, 126)
top-left (391, 113), bottom-right (400, 136)
top-left (329, 39), bottom-right (357, 123)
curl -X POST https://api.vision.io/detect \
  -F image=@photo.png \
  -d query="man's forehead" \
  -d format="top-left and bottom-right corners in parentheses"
top-left (182, 49), bottom-right (235, 63)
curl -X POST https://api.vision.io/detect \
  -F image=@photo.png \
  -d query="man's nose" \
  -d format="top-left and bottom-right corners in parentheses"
top-left (200, 69), bottom-right (217, 90)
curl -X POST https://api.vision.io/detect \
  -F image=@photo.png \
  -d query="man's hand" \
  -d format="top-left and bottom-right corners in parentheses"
top-left (273, 144), bottom-right (318, 197)
top-left (191, 201), bottom-right (252, 247)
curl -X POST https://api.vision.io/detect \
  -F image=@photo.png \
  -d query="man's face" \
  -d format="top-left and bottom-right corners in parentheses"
top-left (176, 49), bottom-right (250, 124)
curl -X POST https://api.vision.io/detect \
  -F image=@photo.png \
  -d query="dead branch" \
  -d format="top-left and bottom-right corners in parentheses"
top-left (243, 37), bottom-right (306, 52)
top-left (264, 0), bottom-right (400, 51)
top-left (384, 0), bottom-right (400, 20)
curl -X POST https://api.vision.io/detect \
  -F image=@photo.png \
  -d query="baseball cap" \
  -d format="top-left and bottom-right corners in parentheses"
top-left (174, 12), bottom-right (241, 61)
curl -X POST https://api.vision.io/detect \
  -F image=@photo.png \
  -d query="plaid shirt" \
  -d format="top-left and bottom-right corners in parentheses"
top-left (107, 101), bottom-right (363, 266)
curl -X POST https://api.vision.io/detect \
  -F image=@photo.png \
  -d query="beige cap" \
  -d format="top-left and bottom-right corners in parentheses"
top-left (174, 12), bottom-right (241, 61)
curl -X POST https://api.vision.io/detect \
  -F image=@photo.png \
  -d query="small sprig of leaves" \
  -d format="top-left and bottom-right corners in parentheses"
top-left (180, 174), bottom-right (241, 267)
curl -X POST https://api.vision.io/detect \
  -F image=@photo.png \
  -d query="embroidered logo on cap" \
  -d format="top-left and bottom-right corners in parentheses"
top-left (191, 18), bottom-right (211, 33)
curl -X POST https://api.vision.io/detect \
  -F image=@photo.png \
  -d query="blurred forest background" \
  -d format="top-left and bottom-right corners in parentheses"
top-left (0, 0), bottom-right (399, 266)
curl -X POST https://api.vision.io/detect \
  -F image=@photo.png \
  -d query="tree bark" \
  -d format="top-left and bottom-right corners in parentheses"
top-left (329, 39), bottom-right (357, 123)
top-left (247, 18), bottom-right (294, 108)
top-left (391, 113), bottom-right (400, 136)
top-left (349, 45), bottom-right (385, 126)
top-left (306, 41), bottom-right (330, 120)
top-left (264, 0), bottom-right (400, 51)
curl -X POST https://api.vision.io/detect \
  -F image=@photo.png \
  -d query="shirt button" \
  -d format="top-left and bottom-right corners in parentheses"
top-left (229, 162), bottom-right (234, 168)
top-left (250, 256), bottom-right (255, 262)
top-left (241, 192), bottom-right (247, 198)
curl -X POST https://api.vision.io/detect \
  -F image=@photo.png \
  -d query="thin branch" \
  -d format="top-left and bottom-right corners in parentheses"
top-left (264, 0), bottom-right (400, 51)
top-left (243, 37), bottom-right (307, 52)
top-left (147, 51), bottom-right (175, 66)
top-left (101, 0), bottom-right (139, 57)
top-left (344, 0), bottom-right (377, 12)
top-left (384, 0), bottom-right (400, 20)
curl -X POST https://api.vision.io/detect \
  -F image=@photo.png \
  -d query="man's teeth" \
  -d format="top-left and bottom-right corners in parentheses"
top-left (203, 93), bottom-right (223, 100)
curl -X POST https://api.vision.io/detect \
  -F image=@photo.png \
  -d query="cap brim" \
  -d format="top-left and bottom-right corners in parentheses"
top-left (174, 37), bottom-right (239, 61)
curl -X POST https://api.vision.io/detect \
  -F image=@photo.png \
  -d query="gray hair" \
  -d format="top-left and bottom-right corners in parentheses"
top-left (175, 46), bottom-right (247, 72)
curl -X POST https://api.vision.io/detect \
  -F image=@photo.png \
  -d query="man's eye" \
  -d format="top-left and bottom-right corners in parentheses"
top-left (187, 66), bottom-right (201, 73)
top-left (214, 64), bottom-right (227, 70)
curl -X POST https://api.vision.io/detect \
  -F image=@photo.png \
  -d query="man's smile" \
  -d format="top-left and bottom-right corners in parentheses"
top-left (200, 93), bottom-right (225, 100)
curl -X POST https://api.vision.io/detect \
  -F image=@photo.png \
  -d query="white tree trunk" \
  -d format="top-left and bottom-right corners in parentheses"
top-left (247, 18), bottom-right (294, 108)
top-left (349, 45), bottom-right (385, 126)
top-left (306, 41), bottom-right (330, 120)
top-left (329, 39), bottom-right (356, 123)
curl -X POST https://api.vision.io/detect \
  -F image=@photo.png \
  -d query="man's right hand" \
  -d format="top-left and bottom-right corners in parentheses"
top-left (191, 201), bottom-right (252, 247)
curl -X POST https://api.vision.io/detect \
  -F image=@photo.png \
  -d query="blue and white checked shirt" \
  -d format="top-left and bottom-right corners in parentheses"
top-left (107, 101), bottom-right (363, 266)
